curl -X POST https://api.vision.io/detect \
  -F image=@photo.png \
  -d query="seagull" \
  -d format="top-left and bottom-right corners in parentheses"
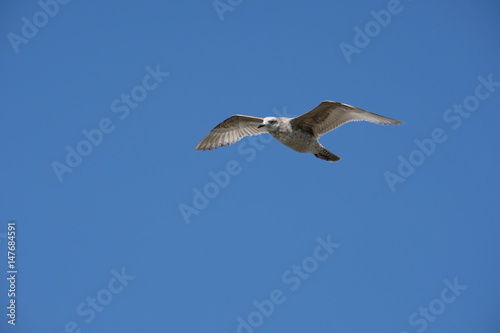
top-left (195, 101), bottom-right (403, 162)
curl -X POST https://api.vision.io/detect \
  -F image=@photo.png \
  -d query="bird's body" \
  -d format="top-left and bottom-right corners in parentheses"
top-left (195, 101), bottom-right (403, 162)
top-left (266, 118), bottom-right (321, 152)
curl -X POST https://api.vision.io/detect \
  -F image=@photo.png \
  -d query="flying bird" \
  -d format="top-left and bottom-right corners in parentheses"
top-left (195, 101), bottom-right (402, 161)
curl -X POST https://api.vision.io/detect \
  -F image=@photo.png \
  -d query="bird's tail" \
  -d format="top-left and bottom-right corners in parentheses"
top-left (314, 147), bottom-right (341, 162)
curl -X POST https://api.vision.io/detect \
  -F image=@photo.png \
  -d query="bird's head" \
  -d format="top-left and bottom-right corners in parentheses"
top-left (258, 117), bottom-right (280, 130)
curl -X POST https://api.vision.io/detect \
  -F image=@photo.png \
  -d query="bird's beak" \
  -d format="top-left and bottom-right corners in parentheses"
top-left (258, 124), bottom-right (265, 128)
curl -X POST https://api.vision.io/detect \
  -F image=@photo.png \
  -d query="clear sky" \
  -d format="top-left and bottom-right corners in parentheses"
top-left (1, 1), bottom-right (500, 332)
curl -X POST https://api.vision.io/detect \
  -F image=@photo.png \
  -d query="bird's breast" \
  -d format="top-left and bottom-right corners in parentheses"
top-left (270, 129), bottom-right (316, 153)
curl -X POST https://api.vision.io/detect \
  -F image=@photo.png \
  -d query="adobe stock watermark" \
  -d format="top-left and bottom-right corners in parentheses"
top-left (400, 277), bottom-right (467, 333)
top-left (51, 64), bottom-right (169, 183)
top-left (224, 235), bottom-right (340, 333)
top-left (384, 73), bottom-right (500, 192)
top-left (50, 267), bottom-right (135, 333)
top-left (178, 106), bottom-right (295, 225)
top-left (7, 0), bottom-right (71, 54)
top-left (339, 0), bottom-right (409, 64)
top-left (213, 0), bottom-right (243, 21)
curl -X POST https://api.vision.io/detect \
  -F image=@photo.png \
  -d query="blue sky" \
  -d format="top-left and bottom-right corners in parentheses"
top-left (1, 1), bottom-right (500, 332)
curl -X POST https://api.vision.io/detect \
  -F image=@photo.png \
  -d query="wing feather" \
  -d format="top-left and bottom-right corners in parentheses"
top-left (195, 115), bottom-right (265, 150)
top-left (291, 101), bottom-right (402, 138)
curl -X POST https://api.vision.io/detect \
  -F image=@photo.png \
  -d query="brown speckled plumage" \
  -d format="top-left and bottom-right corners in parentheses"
top-left (195, 101), bottom-right (402, 162)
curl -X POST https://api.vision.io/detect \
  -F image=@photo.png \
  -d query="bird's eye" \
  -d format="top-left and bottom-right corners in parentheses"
top-left (269, 120), bottom-right (277, 124)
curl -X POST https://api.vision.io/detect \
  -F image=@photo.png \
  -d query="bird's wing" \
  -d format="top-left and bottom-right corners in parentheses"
top-left (195, 115), bottom-right (265, 150)
top-left (291, 101), bottom-right (403, 138)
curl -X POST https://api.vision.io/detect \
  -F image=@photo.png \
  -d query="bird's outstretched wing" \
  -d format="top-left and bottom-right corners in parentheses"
top-left (195, 115), bottom-right (265, 150)
top-left (291, 101), bottom-right (403, 138)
